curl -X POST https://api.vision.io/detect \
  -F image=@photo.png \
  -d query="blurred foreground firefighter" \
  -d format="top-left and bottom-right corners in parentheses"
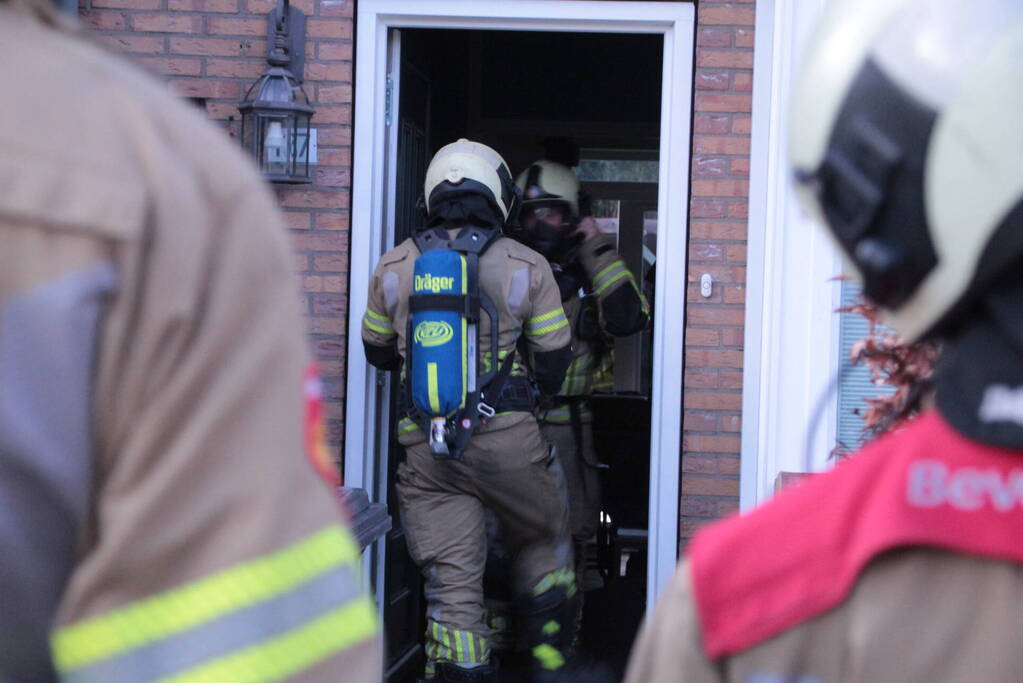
top-left (626, 1), bottom-right (1023, 681)
top-left (361, 139), bottom-right (590, 682)
top-left (0, 1), bottom-right (379, 680)
top-left (513, 158), bottom-right (649, 592)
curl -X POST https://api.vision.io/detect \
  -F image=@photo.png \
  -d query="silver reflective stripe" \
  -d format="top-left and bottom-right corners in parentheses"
top-left (0, 263), bottom-right (117, 682)
top-left (506, 268), bottom-right (529, 317)
top-left (62, 564), bottom-right (360, 683)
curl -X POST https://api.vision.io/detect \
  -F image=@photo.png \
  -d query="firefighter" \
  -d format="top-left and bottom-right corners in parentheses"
top-left (0, 1), bottom-right (380, 680)
top-left (362, 139), bottom-right (580, 682)
top-left (513, 159), bottom-right (649, 592)
top-left (625, 1), bottom-right (1023, 681)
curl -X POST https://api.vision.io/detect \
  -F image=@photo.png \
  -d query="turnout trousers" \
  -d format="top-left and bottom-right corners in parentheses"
top-left (396, 412), bottom-right (573, 675)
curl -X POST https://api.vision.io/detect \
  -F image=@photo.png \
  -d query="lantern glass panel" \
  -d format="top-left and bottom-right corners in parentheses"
top-left (258, 113), bottom-right (293, 176)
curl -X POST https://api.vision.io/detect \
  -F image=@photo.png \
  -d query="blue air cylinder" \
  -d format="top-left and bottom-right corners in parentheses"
top-left (410, 250), bottom-right (468, 438)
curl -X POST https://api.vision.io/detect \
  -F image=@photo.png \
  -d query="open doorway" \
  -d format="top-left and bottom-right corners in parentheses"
top-left (383, 27), bottom-right (661, 680)
top-left (345, 3), bottom-right (693, 682)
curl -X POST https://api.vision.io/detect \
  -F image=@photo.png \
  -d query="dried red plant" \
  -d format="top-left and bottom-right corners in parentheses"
top-left (836, 296), bottom-right (941, 455)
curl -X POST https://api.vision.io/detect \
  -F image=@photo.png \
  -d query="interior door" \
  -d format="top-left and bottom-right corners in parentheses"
top-left (379, 28), bottom-right (433, 683)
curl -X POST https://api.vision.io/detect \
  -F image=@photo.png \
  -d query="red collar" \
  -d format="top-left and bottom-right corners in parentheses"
top-left (690, 411), bottom-right (1023, 658)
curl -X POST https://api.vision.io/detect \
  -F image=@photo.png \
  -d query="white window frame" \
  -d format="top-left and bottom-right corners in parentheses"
top-left (741, 0), bottom-right (844, 509)
top-left (345, 0), bottom-right (695, 608)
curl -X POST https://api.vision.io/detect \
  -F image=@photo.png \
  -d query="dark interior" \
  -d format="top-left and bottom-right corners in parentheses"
top-left (382, 28), bottom-right (663, 683)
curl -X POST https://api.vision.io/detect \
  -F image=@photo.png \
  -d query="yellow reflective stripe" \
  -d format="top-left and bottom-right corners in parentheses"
top-left (528, 317), bottom-right (569, 336)
top-left (52, 526), bottom-right (358, 671)
top-left (154, 598), bottom-right (377, 683)
top-left (427, 362), bottom-right (441, 414)
top-left (593, 261), bottom-right (621, 283)
top-left (398, 418), bottom-right (420, 434)
top-left (365, 308), bottom-right (393, 326)
top-left (594, 270), bottom-right (629, 295)
top-left (362, 317), bottom-right (394, 336)
top-left (532, 644), bottom-right (565, 671)
top-left (529, 308), bottom-right (565, 325)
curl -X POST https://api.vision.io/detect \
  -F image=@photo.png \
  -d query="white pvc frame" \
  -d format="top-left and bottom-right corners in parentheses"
top-left (346, 0), bottom-right (694, 610)
top-left (741, 0), bottom-right (843, 509)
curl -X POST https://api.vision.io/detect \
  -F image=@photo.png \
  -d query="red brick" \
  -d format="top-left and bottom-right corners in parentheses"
top-left (316, 168), bottom-right (351, 187)
top-left (694, 114), bottom-right (731, 135)
top-left (679, 518), bottom-right (713, 540)
top-left (685, 434), bottom-right (741, 453)
top-left (693, 136), bottom-right (750, 155)
top-left (310, 294), bottom-right (347, 315)
top-left (692, 179), bottom-right (749, 198)
top-left (205, 102), bottom-right (240, 120)
top-left (720, 370), bottom-right (743, 389)
top-left (323, 276), bottom-right (345, 293)
top-left (696, 48), bottom-right (754, 70)
top-left (690, 199), bottom-right (727, 219)
top-left (307, 19), bottom-right (352, 39)
top-left (689, 264), bottom-right (745, 283)
top-left (690, 220), bottom-right (746, 240)
top-left (316, 84), bottom-right (353, 103)
top-left (313, 338), bottom-right (345, 358)
top-left (681, 496), bottom-right (720, 517)
top-left (315, 212), bottom-right (350, 230)
top-left (282, 211), bottom-right (312, 230)
top-left (684, 412), bottom-right (719, 432)
top-left (138, 57), bottom-right (202, 77)
top-left (294, 252), bottom-right (311, 271)
top-left (315, 148), bottom-right (350, 167)
top-left (681, 476), bottom-right (739, 497)
top-left (292, 232), bottom-right (346, 251)
top-left (93, 0), bottom-right (159, 9)
top-left (686, 348), bottom-right (743, 368)
top-left (312, 252), bottom-right (346, 272)
top-left (318, 42), bottom-right (354, 61)
top-left (169, 79), bottom-right (241, 99)
top-left (730, 157), bottom-right (750, 176)
top-left (733, 72), bottom-right (753, 92)
top-left (132, 14), bottom-right (202, 33)
top-left (207, 16), bottom-right (267, 36)
top-left (279, 189), bottom-right (349, 209)
top-left (695, 70), bottom-right (729, 91)
top-left (169, 0), bottom-right (239, 10)
top-left (204, 59), bottom-right (265, 79)
top-left (691, 242), bottom-right (724, 262)
top-left (693, 155), bottom-right (729, 177)
top-left (312, 105), bottom-right (352, 125)
top-left (305, 62), bottom-right (352, 82)
top-left (96, 34), bottom-right (165, 52)
top-left (721, 417), bottom-right (743, 434)
top-left (306, 316), bottom-right (344, 335)
top-left (316, 128), bottom-right (351, 146)
top-left (735, 28), bottom-right (755, 48)
top-left (686, 391), bottom-right (742, 411)
top-left (726, 244), bottom-right (747, 263)
top-left (686, 306), bottom-right (745, 326)
top-left (697, 27), bottom-right (732, 47)
top-left (685, 328), bottom-right (719, 347)
top-left (698, 6), bottom-right (756, 26)
top-left (170, 36), bottom-right (263, 57)
top-left (685, 370), bottom-right (719, 389)
top-left (720, 327), bottom-right (744, 349)
top-left (696, 93), bottom-right (752, 113)
top-left (728, 201), bottom-right (749, 219)
top-left (732, 115), bottom-right (752, 134)
top-left (723, 285), bottom-right (746, 304)
top-left (244, 0), bottom-right (276, 12)
top-left (81, 10), bottom-right (127, 30)
top-left (717, 499), bottom-right (740, 516)
top-left (318, 0), bottom-right (353, 16)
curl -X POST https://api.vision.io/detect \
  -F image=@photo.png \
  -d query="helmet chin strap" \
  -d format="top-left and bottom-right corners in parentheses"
top-left (935, 277), bottom-right (1023, 450)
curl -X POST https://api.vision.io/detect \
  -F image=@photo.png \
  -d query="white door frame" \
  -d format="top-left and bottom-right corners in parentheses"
top-left (346, 0), bottom-right (695, 609)
top-left (741, 0), bottom-right (843, 509)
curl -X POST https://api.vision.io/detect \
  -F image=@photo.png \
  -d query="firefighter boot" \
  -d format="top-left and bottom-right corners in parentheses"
top-left (435, 662), bottom-right (498, 683)
top-left (517, 585), bottom-right (615, 683)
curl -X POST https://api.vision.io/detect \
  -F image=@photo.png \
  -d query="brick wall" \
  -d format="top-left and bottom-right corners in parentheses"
top-left (83, 0), bottom-right (757, 541)
top-left (80, 0), bottom-right (356, 455)
top-left (681, 0), bottom-right (754, 545)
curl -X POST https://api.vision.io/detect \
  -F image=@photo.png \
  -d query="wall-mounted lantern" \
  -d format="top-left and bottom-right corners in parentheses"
top-left (238, 0), bottom-right (314, 184)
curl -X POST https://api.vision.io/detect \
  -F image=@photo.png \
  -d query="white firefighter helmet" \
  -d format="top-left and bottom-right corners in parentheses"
top-left (516, 160), bottom-right (581, 217)
top-left (423, 138), bottom-right (518, 227)
top-left (790, 0), bottom-right (1023, 341)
